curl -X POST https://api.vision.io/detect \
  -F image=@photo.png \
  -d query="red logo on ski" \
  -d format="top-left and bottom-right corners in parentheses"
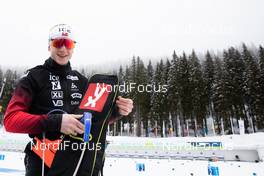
top-left (79, 83), bottom-right (110, 112)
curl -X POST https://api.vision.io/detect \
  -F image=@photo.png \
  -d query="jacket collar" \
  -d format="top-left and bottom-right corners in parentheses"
top-left (43, 57), bottom-right (72, 76)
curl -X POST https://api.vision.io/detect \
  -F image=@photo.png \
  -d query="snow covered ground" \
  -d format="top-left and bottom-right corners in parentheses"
top-left (0, 151), bottom-right (263, 176)
top-left (103, 158), bottom-right (264, 176)
top-left (0, 151), bottom-right (24, 176)
top-left (1, 127), bottom-right (264, 176)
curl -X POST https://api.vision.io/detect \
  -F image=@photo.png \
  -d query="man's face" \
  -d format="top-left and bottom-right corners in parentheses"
top-left (49, 38), bottom-right (74, 65)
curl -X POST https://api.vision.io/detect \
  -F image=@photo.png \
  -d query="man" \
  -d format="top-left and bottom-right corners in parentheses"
top-left (4, 24), bottom-right (133, 176)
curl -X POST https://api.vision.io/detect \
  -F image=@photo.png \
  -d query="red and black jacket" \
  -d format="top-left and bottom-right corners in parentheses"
top-left (4, 58), bottom-right (88, 139)
top-left (4, 58), bottom-right (120, 176)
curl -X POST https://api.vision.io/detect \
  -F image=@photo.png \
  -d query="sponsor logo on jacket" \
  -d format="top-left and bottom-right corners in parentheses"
top-left (71, 93), bottom-right (82, 99)
top-left (67, 75), bottom-right (79, 81)
top-left (52, 100), bottom-right (63, 107)
top-left (51, 91), bottom-right (63, 99)
top-left (51, 81), bottom-right (61, 90)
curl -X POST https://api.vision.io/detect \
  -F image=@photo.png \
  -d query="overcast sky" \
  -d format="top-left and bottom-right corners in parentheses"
top-left (0, 0), bottom-right (263, 68)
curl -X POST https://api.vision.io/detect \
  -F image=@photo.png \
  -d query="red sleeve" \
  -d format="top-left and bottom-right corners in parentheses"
top-left (4, 76), bottom-right (48, 134)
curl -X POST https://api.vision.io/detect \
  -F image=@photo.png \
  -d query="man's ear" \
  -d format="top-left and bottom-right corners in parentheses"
top-left (48, 45), bottom-right (50, 51)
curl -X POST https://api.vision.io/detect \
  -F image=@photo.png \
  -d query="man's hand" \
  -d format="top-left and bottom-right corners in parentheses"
top-left (116, 96), bottom-right (133, 116)
top-left (60, 114), bottom-right (84, 136)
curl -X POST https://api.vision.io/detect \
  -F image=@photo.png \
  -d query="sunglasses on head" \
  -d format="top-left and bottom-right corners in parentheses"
top-left (50, 38), bottom-right (76, 49)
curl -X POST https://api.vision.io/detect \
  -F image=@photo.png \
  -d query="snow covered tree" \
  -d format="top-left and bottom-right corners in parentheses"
top-left (203, 51), bottom-right (215, 114)
top-left (202, 51), bottom-right (215, 135)
top-left (118, 65), bottom-right (125, 96)
top-left (121, 58), bottom-right (137, 135)
top-left (145, 60), bottom-right (154, 136)
top-left (123, 65), bottom-right (134, 134)
top-left (135, 57), bottom-right (148, 136)
top-left (160, 58), bottom-right (171, 136)
top-left (151, 60), bottom-right (165, 136)
top-left (0, 67), bottom-right (3, 86)
top-left (213, 56), bottom-right (232, 134)
top-left (188, 50), bottom-right (206, 136)
top-left (177, 53), bottom-right (192, 136)
top-left (116, 65), bottom-right (126, 134)
top-left (258, 45), bottom-right (264, 128)
top-left (242, 44), bottom-right (261, 131)
top-left (223, 47), bottom-right (247, 132)
top-left (168, 51), bottom-right (181, 136)
top-left (129, 56), bottom-right (137, 101)
top-left (1, 69), bottom-right (17, 115)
